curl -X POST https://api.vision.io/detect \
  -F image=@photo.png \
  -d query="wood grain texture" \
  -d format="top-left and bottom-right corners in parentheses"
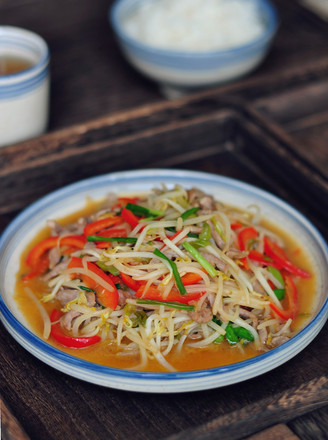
top-left (1, 98), bottom-right (327, 219)
top-left (1, 321), bottom-right (328, 440)
top-left (244, 424), bottom-right (299, 440)
top-left (1, 112), bottom-right (328, 440)
top-left (1, 396), bottom-right (30, 440)
top-left (288, 406), bottom-right (328, 440)
top-left (164, 376), bottom-right (328, 440)
top-left (0, 106), bottom-right (235, 213)
top-left (254, 77), bottom-right (328, 177)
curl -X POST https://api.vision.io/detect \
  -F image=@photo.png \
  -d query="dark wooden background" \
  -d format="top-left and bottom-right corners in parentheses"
top-left (1, 1), bottom-right (328, 439)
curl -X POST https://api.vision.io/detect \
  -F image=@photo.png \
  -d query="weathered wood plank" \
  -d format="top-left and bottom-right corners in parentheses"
top-left (288, 405), bottom-right (328, 440)
top-left (254, 77), bottom-right (328, 176)
top-left (1, 101), bottom-right (327, 219)
top-left (164, 376), bottom-right (328, 440)
top-left (245, 424), bottom-right (300, 440)
top-left (1, 396), bottom-right (30, 440)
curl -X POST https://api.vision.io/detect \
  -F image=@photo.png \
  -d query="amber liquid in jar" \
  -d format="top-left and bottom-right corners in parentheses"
top-left (0, 56), bottom-right (34, 75)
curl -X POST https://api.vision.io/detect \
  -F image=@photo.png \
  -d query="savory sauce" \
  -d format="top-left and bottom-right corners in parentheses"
top-left (0, 56), bottom-right (34, 76)
top-left (14, 199), bottom-right (317, 372)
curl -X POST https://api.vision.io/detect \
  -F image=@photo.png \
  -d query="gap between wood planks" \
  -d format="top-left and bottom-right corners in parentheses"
top-left (245, 423), bottom-right (299, 440)
top-left (164, 375), bottom-right (328, 440)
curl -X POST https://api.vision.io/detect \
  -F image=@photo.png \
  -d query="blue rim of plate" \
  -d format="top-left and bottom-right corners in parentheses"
top-left (0, 169), bottom-right (328, 393)
top-left (109, 0), bottom-right (278, 60)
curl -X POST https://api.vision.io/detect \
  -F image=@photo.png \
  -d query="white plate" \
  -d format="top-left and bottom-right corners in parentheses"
top-left (1, 169), bottom-right (328, 393)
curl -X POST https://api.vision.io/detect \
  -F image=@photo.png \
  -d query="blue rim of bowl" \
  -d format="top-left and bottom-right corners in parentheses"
top-left (109, 0), bottom-right (279, 59)
top-left (0, 68), bottom-right (49, 99)
top-left (0, 26), bottom-right (50, 80)
top-left (0, 169), bottom-right (327, 386)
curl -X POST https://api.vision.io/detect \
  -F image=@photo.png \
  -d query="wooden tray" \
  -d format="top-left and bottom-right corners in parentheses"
top-left (1, 96), bottom-right (327, 225)
top-left (1, 101), bottom-right (328, 440)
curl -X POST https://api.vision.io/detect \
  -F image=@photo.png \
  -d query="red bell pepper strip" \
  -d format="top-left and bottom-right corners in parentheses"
top-left (84, 216), bottom-right (124, 237)
top-left (180, 272), bottom-right (203, 285)
top-left (26, 235), bottom-right (86, 268)
top-left (119, 272), bottom-right (199, 293)
top-left (121, 208), bottom-right (139, 229)
top-left (117, 197), bottom-right (140, 206)
top-left (22, 254), bottom-right (50, 281)
top-left (264, 237), bottom-right (311, 279)
top-left (135, 283), bottom-right (205, 304)
top-left (248, 250), bottom-right (282, 269)
top-left (238, 227), bottom-right (258, 250)
top-left (269, 275), bottom-right (298, 320)
top-left (111, 197), bottom-right (141, 210)
top-left (160, 229), bottom-right (183, 250)
top-left (62, 245), bottom-right (80, 255)
top-left (231, 222), bottom-right (243, 230)
top-left (68, 257), bottom-right (118, 309)
top-left (120, 273), bottom-right (141, 291)
top-left (108, 273), bottom-right (122, 285)
top-left (237, 226), bottom-right (258, 270)
top-left (50, 309), bottom-right (101, 348)
top-left (119, 197), bottom-right (140, 203)
top-left (94, 228), bottom-right (128, 249)
top-left (167, 229), bottom-right (183, 240)
top-left (95, 228), bottom-right (127, 238)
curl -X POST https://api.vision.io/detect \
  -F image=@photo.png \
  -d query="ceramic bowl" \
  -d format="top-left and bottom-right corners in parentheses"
top-left (109, 0), bottom-right (278, 92)
top-left (0, 169), bottom-right (327, 393)
top-left (0, 26), bottom-right (50, 147)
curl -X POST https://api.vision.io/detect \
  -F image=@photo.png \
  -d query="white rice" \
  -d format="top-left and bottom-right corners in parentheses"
top-left (121, 0), bottom-right (266, 52)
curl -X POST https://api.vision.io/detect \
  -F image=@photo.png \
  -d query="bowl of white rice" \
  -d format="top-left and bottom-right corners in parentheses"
top-left (109, 0), bottom-right (278, 94)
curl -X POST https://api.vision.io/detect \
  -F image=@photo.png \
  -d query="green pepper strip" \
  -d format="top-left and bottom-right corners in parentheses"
top-left (211, 317), bottom-right (225, 343)
top-left (268, 266), bottom-right (285, 300)
top-left (136, 299), bottom-right (194, 311)
top-left (233, 326), bottom-right (254, 341)
top-left (166, 227), bottom-right (176, 232)
top-left (225, 322), bottom-right (254, 344)
top-left (187, 232), bottom-right (199, 238)
top-left (192, 222), bottom-right (211, 247)
top-left (214, 334), bottom-right (225, 344)
top-left (212, 217), bottom-right (225, 240)
top-left (166, 227), bottom-right (198, 238)
top-left (181, 207), bottom-right (200, 220)
top-left (153, 248), bottom-right (186, 295)
top-left (273, 288), bottom-right (285, 300)
top-left (125, 203), bottom-right (164, 218)
top-left (182, 242), bottom-right (217, 278)
top-left (131, 310), bottom-right (147, 327)
top-left (212, 316), bottom-right (221, 325)
top-left (213, 318), bottom-right (254, 344)
top-left (87, 235), bottom-right (137, 244)
top-left (96, 262), bottom-right (120, 275)
top-left (225, 323), bottom-right (239, 345)
top-left (268, 266), bottom-right (285, 286)
top-left (79, 285), bottom-right (96, 294)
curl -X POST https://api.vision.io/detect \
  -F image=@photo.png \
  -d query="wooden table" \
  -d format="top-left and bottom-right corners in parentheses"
top-left (1, 1), bottom-right (328, 439)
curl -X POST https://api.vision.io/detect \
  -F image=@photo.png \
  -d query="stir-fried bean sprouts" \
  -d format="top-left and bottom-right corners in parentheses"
top-left (21, 185), bottom-right (312, 372)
